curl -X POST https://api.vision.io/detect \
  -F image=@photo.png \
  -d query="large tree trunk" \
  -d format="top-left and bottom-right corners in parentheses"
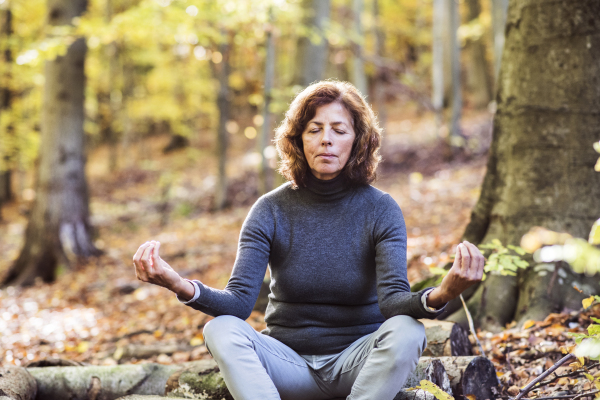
top-left (446, 0), bottom-right (600, 331)
top-left (491, 0), bottom-right (509, 83)
top-left (3, 0), bottom-right (99, 287)
top-left (464, 0), bottom-right (493, 108)
top-left (296, 0), bottom-right (330, 87)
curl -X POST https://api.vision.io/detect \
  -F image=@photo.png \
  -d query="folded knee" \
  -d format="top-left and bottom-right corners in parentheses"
top-left (202, 315), bottom-right (249, 348)
top-left (378, 315), bottom-right (427, 355)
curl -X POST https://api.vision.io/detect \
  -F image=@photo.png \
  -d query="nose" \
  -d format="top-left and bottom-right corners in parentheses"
top-left (320, 127), bottom-right (333, 146)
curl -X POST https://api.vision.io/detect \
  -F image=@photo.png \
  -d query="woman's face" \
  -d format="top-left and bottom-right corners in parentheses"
top-left (301, 102), bottom-right (356, 181)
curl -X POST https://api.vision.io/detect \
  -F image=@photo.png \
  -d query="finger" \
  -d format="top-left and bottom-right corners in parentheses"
top-left (133, 242), bottom-right (152, 271)
top-left (463, 241), bottom-right (481, 280)
top-left (152, 241), bottom-right (162, 266)
top-left (454, 244), bottom-right (464, 273)
top-left (133, 242), bottom-right (150, 264)
top-left (460, 242), bottom-right (472, 277)
top-left (140, 243), bottom-right (155, 274)
top-left (133, 243), bottom-right (152, 281)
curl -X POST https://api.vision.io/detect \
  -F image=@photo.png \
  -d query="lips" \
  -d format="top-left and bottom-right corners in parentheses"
top-left (317, 153), bottom-right (337, 157)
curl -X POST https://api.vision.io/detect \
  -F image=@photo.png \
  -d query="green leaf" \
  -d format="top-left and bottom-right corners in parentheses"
top-left (429, 267), bottom-right (449, 276)
top-left (590, 317), bottom-right (600, 324)
top-left (508, 244), bottom-right (527, 255)
top-left (589, 218), bottom-right (600, 245)
top-left (588, 325), bottom-right (600, 336)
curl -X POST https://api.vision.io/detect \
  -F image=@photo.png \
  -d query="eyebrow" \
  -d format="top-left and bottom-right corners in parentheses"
top-left (308, 121), bottom-right (349, 128)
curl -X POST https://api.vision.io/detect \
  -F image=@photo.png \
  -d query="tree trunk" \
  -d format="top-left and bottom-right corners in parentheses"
top-left (296, 0), bottom-right (330, 86)
top-left (212, 35), bottom-right (231, 211)
top-left (258, 8), bottom-right (275, 196)
top-left (0, 7), bottom-right (13, 219)
top-left (431, 0), bottom-right (445, 138)
top-left (372, 0), bottom-right (387, 131)
top-left (448, 0), bottom-right (462, 143)
top-left (491, 0), bottom-right (509, 83)
top-left (105, 0), bottom-right (119, 173)
top-left (465, 0), bottom-right (493, 108)
top-left (453, 0), bottom-right (600, 331)
top-left (2, 0), bottom-right (99, 287)
top-left (351, 0), bottom-right (367, 95)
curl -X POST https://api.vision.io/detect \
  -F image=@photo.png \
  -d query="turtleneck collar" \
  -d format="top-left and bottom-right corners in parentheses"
top-left (304, 170), bottom-right (349, 198)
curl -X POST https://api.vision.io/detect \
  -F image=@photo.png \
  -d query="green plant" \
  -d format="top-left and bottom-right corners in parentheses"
top-left (477, 239), bottom-right (529, 279)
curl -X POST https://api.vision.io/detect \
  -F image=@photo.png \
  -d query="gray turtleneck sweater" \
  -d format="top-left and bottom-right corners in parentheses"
top-left (183, 173), bottom-right (445, 355)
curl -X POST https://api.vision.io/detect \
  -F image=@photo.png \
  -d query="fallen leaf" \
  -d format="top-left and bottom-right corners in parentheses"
top-left (583, 296), bottom-right (595, 309)
top-left (523, 320), bottom-right (536, 330)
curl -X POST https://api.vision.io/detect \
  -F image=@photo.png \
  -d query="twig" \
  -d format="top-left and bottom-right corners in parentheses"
top-left (505, 346), bottom-right (518, 375)
top-left (526, 391), bottom-right (599, 400)
top-left (573, 390), bottom-right (600, 400)
top-left (535, 362), bottom-right (600, 388)
top-left (515, 354), bottom-right (576, 400)
top-left (460, 293), bottom-right (486, 356)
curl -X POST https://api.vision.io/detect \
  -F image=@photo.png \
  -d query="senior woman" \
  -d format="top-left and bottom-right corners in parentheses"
top-left (133, 81), bottom-right (484, 400)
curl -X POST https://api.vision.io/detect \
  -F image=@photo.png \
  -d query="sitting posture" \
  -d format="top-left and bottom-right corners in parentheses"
top-left (133, 81), bottom-right (484, 400)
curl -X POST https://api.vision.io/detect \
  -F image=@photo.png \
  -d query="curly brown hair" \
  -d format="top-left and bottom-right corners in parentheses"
top-left (274, 81), bottom-right (382, 189)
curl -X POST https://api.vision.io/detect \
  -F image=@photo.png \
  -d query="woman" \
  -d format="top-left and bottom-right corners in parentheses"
top-left (133, 81), bottom-right (484, 400)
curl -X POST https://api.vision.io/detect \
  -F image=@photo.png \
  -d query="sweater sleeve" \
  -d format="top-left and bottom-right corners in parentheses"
top-left (373, 194), bottom-right (447, 319)
top-left (182, 196), bottom-right (274, 320)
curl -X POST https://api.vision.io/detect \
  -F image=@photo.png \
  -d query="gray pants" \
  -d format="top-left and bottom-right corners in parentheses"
top-left (202, 315), bottom-right (427, 400)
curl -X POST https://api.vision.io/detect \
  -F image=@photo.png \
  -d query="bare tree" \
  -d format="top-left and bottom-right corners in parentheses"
top-left (296, 0), bottom-right (331, 86)
top-left (3, 0), bottom-right (99, 287)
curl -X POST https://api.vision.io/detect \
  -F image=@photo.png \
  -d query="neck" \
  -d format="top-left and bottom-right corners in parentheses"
top-left (305, 170), bottom-right (348, 197)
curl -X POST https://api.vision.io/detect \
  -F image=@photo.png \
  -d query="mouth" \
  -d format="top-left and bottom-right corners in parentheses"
top-left (317, 153), bottom-right (337, 158)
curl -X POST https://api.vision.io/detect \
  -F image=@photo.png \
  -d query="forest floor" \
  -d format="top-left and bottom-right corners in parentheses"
top-left (0, 107), bottom-right (596, 399)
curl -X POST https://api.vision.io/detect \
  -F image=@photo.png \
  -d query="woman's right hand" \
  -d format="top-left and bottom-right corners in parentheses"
top-left (132, 240), bottom-right (195, 301)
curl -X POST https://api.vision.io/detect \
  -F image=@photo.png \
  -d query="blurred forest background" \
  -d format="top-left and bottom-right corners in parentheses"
top-left (1, 0), bottom-right (600, 395)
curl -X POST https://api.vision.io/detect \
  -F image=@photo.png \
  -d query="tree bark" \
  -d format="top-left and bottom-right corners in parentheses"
top-left (351, 0), bottom-right (367, 95)
top-left (491, 0), bottom-right (509, 83)
top-left (2, 0), bottom-right (99, 287)
top-left (212, 34), bottom-right (232, 211)
top-left (465, 0), bottom-right (494, 108)
top-left (420, 319), bottom-right (473, 357)
top-left (0, 365), bottom-right (37, 400)
top-left (296, 0), bottom-right (330, 86)
top-left (0, 6), bottom-right (13, 219)
top-left (455, 0), bottom-right (600, 331)
top-left (431, 0), bottom-right (445, 137)
top-left (258, 8), bottom-right (275, 196)
top-left (27, 357), bottom-right (491, 400)
top-left (448, 0), bottom-right (462, 143)
top-left (372, 0), bottom-right (387, 131)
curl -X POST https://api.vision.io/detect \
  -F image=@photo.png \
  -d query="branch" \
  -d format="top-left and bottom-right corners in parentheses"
top-left (534, 362), bottom-right (599, 388)
top-left (460, 293), bottom-right (486, 357)
top-left (515, 354), bottom-right (576, 400)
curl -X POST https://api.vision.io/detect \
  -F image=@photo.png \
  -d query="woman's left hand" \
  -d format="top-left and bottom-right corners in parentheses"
top-left (426, 241), bottom-right (485, 308)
